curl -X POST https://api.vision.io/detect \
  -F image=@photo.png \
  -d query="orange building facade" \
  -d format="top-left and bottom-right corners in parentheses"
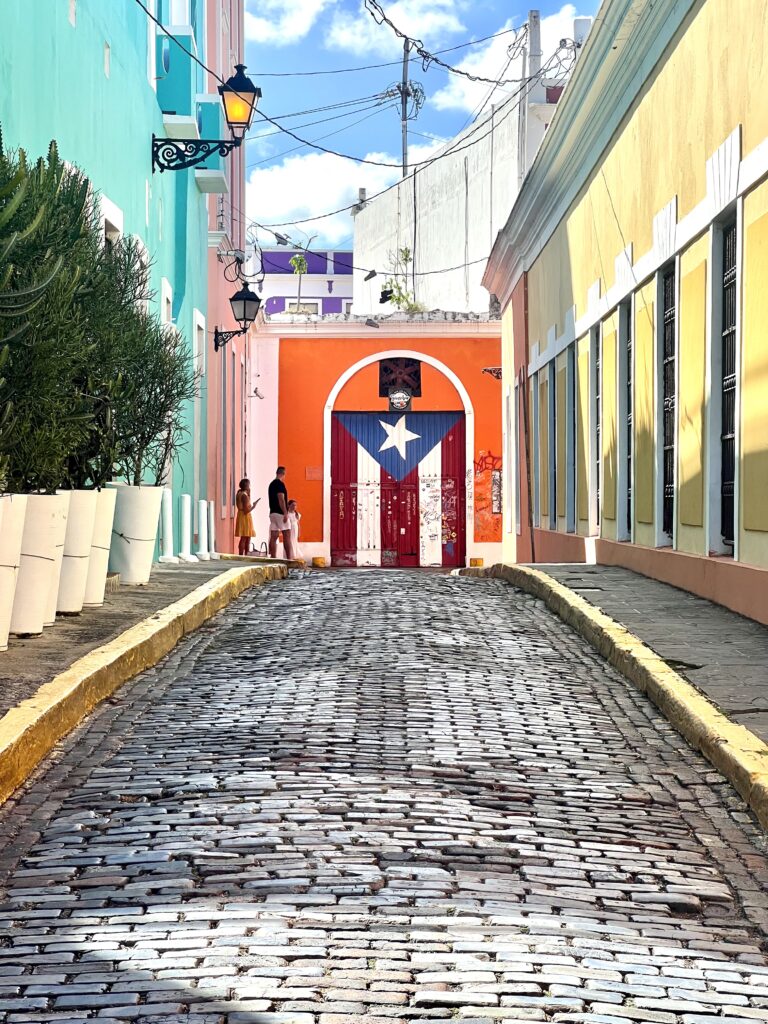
top-left (248, 318), bottom-right (503, 567)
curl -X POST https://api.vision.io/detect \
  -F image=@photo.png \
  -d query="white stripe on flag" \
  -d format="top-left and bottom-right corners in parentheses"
top-left (419, 442), bottom-right (443, 567)
top-left (357, 444), bottom-right (381, 566)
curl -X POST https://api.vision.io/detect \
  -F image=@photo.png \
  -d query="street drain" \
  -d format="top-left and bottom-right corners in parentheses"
top-left (666, 658), bottom-right (704, 671)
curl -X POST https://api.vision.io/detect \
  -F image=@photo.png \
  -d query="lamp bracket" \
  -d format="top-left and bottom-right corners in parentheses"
top-left (213, 325), bottom-right (248, 352)
top-left (152, 134), bottom-right (242, 174)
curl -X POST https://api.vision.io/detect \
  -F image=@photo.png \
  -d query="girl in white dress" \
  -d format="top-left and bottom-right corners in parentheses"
top-left (286, 499), bottom-right (302, 560)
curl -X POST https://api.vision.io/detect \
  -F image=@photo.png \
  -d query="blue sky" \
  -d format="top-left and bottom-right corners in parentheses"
top-left (242, 0), bottom-right (600, 249)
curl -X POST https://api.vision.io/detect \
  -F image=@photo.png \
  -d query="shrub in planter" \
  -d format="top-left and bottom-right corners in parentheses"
top-left (107, 311), bottom-right (199, 584)
top-left (0, 137), bottom-right (95, 634)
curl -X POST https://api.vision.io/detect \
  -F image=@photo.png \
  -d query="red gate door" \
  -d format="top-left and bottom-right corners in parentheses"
top-left (331, 412), bottom-right (465, 568)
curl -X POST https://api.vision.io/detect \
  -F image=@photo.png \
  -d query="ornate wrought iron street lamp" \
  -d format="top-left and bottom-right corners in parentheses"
top-left (152, 64), bottom-right (261, 173)
top-left (214, 281), bottom-right (261, 352)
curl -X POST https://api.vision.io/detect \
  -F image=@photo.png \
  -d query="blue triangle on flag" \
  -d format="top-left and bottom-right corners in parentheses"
top-left (336, 412), bottom-right (462, 482)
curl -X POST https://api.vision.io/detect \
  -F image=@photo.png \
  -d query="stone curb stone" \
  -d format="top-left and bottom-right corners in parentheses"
top-left (460, 563), bottom-right (768, 830)
top-left (0, 563), bottom-right (288, 805)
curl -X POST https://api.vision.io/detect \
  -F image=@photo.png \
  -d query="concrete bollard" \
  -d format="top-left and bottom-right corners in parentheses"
top-left (196, 499), bottom-right (210, 560)
top-left (178, 494), bottom-right (198, 563)
top-left (158, 488), bottom-right (179, 564)
top-left (208, 500), bottom-right (220, 559)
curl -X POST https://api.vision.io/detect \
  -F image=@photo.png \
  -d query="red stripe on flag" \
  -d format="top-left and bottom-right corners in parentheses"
top-left (441, 418), bottom-right (465, 567)
top-left (331, 415), bottom-right (358, 567)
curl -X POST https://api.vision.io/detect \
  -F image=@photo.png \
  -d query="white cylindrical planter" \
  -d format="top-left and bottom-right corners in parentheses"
top-left (158, 487), bottom-right (179, 563)
top-left (178, 493), bottom-right (198, 563)
top-left (57, 489), bottom-right (99, 615)
top-left (208, 500), bottom-right (220, 559)
top-left (83, 486), bottom-right (118, 607)
top-left (196, 499), bottom-right (210, 560)
top-left (44, 490), bottom-right (72, 627)
top-left (108, 483), bottom-right (163, 585)
top-left (0, 494), bottom-right (27, 651)
top-left (11, 492), bottom-right (68, 637)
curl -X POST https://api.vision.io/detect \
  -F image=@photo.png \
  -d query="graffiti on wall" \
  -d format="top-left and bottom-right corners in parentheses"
top-left (474, 450), bottom-right (503, 543)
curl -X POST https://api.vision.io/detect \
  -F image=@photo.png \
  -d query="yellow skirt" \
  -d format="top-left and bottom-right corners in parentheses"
top-left (235, 510), bottom-right (255, 537)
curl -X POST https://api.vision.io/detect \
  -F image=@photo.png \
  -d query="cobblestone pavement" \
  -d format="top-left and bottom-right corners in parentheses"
top-left (1, 569), bottom-right (768, 1024)
top-left (537, 565), bottom-right (768, 744)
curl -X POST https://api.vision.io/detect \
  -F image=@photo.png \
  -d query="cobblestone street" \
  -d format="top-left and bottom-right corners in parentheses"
top-left (2, 570), bottom-right (768, 1024)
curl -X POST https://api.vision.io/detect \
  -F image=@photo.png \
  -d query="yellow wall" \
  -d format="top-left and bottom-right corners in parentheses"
top-left (576, 335), bottom-right (590, 533)
top-left (526, 0), bottom-right (768, 358)
top-left (677, 233), bottom-right (708, 555)
top-left (634, 284), bottom-right (655, 547)
top-left (740, 178), bottom-right (768, 568)
top-left (601, 314), bottom-right (618, 538)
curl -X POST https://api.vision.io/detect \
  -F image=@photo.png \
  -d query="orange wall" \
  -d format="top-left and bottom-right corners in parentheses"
top-left (277, 335), bottom-right (502, 543)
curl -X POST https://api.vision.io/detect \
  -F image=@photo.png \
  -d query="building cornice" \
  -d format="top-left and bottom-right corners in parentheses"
top-left (252, 315), bottom-right (501, 339)
top-left (483, 0), bottom-right (697, 309)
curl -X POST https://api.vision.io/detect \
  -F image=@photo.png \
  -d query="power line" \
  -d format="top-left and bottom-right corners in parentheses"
top-left (248, 98), bottom-right (396, 146)
top-left (247, 104), bottom-right (394, 170)
top-left (364, 1), bottom-right (531, 85)
top-left (133, 0), bottom-right (570, 171)
top-left (253, 26), bottom-right (523, 77)
top-left (236, 47), bottom-right (575, 227)
top-left (247, 222), bottom-right (491, 278)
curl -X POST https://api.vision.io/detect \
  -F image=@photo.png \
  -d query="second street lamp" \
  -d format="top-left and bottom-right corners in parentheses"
top-left (214, 282), bottom-right (261, 352)
top-left (152, 64), bottom-right (261, 173)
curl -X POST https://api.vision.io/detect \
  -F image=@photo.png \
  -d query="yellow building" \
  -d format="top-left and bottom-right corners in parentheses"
top-left (485, 0), bottom-right (768, 623)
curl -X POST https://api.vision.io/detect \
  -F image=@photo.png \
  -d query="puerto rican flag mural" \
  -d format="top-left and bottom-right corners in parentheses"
top-left (331, 412), bottom-right (466, 568)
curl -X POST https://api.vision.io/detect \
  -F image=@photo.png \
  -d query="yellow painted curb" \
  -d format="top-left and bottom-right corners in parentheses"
top-left (0, 564), bottom-right (287, 805)
top-left (463, 562), bottom-right (768, 830)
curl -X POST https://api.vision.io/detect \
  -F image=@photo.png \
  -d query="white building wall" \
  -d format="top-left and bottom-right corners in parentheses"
top-left (352, 11), bottom-right (592, 315)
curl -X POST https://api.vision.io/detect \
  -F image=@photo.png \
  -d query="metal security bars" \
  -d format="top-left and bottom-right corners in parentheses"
top-left (595, 333), bottom-right (601, 529)
top-left (662, 268), bottom-right (676, 538)
top-left (721, 222), bottom-right (737, 548)
top-left (625, 303), bottom-right (633, 538)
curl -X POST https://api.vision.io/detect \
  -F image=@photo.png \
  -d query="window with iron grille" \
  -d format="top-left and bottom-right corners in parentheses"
top-left (595, 331), bottom-right (601, 529)
top-left (625, 303), bottom-right (633, 537)
top-left (379, 357), bottom-right (422, 397)
top-left (662, 267), bottom-right (676, 538)
top-left (721, 222), bottom-right (737, 548)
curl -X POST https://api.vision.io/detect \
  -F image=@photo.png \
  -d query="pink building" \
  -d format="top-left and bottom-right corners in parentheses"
top-left (204, 1), bottom-right (251, 554)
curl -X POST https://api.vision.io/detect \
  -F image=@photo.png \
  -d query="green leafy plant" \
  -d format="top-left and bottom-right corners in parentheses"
top-left (112, 311), bottom-right (199, 487)
top-left (289, 252), bottom-right (308, 313)
top-left (384, 246), bottom-right (425, 313)
top-left (0, 136), bottom-right (94, 494)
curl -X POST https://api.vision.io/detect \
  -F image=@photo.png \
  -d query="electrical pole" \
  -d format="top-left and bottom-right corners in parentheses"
top-left (400, 39), bottom-right (410, 177)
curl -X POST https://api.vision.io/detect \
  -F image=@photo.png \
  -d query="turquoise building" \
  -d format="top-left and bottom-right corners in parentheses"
top-left (0, 0), bottom-right (242, 553)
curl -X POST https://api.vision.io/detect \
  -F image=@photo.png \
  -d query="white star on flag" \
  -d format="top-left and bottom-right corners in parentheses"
top-left (378, 415), bottom-right (421, 460)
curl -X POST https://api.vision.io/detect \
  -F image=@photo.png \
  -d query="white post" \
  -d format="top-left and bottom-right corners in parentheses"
top-left (196, 499), bottom-right (210, 560)
top-left (158, 487), bottom-right (179, 563)
top-left (208, 500), bottom-right (220, 559)
top-left (179, 494), bottom-right (198, 562)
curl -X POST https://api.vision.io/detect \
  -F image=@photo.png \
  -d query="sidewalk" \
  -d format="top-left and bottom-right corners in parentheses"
top-left (0, 558), bottom-right (289, 719)
top-left (538, 563), bottom-right (768, 746)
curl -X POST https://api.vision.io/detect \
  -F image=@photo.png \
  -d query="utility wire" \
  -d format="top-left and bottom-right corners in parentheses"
top-left (234, 47), bottom-right (575, 228)
top-left (247, 104), bottom-right (395, 170)
top-left (133, 0), bottom-right (570, 171)
top-left (254, 26), bottom-right (524, 77)
top-left (248, 98), bottom-right (396, 144)
top-left (364, 1), bottom-right (531, 85)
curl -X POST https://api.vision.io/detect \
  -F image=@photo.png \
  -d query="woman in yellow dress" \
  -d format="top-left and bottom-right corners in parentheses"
top-left (235, 478), bottom-right (260, 555)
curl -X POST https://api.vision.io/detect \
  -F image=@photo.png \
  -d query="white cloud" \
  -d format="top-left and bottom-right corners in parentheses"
top-left (245, 141), bottom-right (441, 248)
top-left (430, 5), bottom-right (588, 115)
top-left (327, 0), bottom-right (466, 58)
top-left (245, 0), bottom-right (337, 46)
